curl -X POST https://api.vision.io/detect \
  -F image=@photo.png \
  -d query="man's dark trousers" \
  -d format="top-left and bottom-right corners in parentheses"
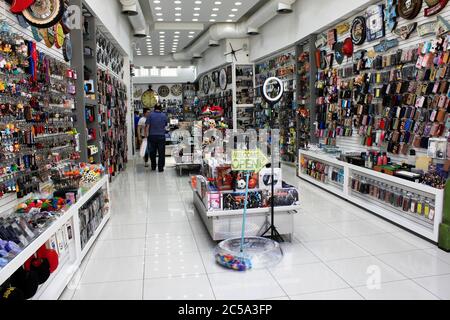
top-left (148, 135), bottom-right (166, 171)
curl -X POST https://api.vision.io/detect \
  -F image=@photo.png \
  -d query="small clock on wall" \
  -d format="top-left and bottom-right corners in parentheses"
top-left (219, 68), bottom-right (227, 90)
top-left (171, 84), bottom-right (183, 96)
top-left (158, 85), bottom-right (170, 98)
top-left (141, 86), bottom-right (158, 108)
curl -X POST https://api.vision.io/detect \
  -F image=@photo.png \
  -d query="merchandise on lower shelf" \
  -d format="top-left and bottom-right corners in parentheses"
top-left (79, 189), bottom-right (108, 250)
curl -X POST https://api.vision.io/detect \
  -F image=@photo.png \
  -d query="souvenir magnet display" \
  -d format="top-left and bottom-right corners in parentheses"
top-left (398, 0), bottom-right (423, 19)
top-left (219, 68), bottom-right (227, 90)
top-left (393, 22), bottom-right (417, 39)
top-left (342, 37), bottom-right (354, 57)
top-left (336, 22), bottom-right (350, 35)
top-left (327, 29), bottom-right (337, 49)
top-left (41, 27), bottom-right (55, 48)
top-left (326, 53), bottom-right (334, 68)
top-left (16, 14), bottom-right (30, 29)
top-left (366, 5), bottom-right (385, 42)
top-left (351, 16), bottom-right (367, 45)
top-left (418, 20), bottom-right (437, 36)
top-left (384, 0), bottom-right (398, 32)
top-left (9, 0), bottom-right (65, 29)
top-left (158, 85), bottom-right (170, 98)
top-left (31, 26), bottom-right (42, 42)
top-left (424, 0), bottom-right (449, 16)
top-left (374, 38), bottom-right (400, 52)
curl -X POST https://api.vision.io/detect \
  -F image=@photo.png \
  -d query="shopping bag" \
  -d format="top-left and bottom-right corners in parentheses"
top-left (140, 139), bottom-right (147, 158)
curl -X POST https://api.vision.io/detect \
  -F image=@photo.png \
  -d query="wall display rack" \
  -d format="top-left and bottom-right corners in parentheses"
top-left (298, 149), bottom-right (444, 242)
top-left (254, 50), bottom-right (297, 162)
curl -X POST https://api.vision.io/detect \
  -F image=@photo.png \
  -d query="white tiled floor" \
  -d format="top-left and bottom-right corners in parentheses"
top-left (60, 158), bottom-right (450, 300)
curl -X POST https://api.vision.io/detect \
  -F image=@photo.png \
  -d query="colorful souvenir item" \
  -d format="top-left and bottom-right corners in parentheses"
top-left (334, 42), bottom-right (345, 65)
top-left (366, 5), bottom-right (385, 42)
top-left (327, 29), bottom-right (337, 49)
top-left (336, 22), bottom-right (350, 35)
top-left (398, 0), bottom-right (423, 19)
top-left (315, 33), bottom-right (327, 48)
top-left (385, 0), bottom-right (398, 32)
top-left (374, 38), bottom-right (399, 52)
top-left (418, 20), bottom-right (437, 36)
top-left (393, 22), bottom-right (417, 39)
top-left (436, 14), bottom-right (450, 35)
top-left (351, 16), bottom-right (367, 45)
top-left (424, 0), bottom-right (449, 16)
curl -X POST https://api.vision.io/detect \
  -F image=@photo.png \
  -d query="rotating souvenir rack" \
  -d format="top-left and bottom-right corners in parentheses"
top-left (0, 21), bottom-right (78, 203)
top-left (298, 149), bottom-right (444, 242)
top-left (254, 50), bottom-right (297, 163)
top-left (191, 159), bottom-right (299, 241)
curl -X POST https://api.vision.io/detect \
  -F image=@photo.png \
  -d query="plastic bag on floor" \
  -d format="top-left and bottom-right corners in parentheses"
top-left (140, 139), bottom-right (147, 158)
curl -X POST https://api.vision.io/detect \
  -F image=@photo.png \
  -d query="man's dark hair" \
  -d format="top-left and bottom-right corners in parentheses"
top-left (143, 108), bottom-right (150, 114)
top-left (154, 104), bottom-right (162, 111)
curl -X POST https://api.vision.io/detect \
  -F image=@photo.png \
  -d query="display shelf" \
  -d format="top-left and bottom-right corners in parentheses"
top-left (80, 211), bottom-right (110, 260)
top-left (298, 150), bottom-right (444, 242)
top-left (0, 176), bottom-right (109, 299)
top-left (193, 190), bottom-right (297, 241)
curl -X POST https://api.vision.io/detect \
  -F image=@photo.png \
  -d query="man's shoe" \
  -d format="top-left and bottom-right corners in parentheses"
top-left (158, 169), bottom-right (164, 172)
top-left (144, 163), bottom-right (149, 168)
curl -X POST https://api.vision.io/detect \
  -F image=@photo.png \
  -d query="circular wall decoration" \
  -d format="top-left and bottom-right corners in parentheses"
top-left (351, 16), bottom-right (367, 45)
top-left (398, 0), bottom-right (423, 19)
top-left (54, 23), bottom-right (65, 49)
top-left (158, 85), bottom-right (170, 98)
top-left (41, 27), bottom-right (55, 48)
top-left (263, 77), bottom-right (284, 104)
top-left (31, 26), bottom-right (42, 42)
top-left (142, 88), bottom-right (158, 108)
top-left (171, 84), bottom-right (183, 97)
top-left (219, 68), bottom-right (227, 90)
top-left (202, 75), bottom-right (211, 94)
top-left (62, 36), bottom-right (72, 62)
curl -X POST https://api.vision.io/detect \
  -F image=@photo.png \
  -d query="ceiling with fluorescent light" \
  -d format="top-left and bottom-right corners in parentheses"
top-left (134, 0), bottom-right (262, 57)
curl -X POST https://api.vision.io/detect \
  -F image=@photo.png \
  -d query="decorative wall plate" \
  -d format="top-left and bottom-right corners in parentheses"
top-left (202, 75), bottom-right (211, 94)
top-left (219, 68), bottom-right (227, 90)
top-left (436, 14), bottom-right (450, 35)
top-left (393, 22), bottom-right (417, 39)
top-left (366, 5), bottom-right (385, 42)
top-left (315, 33), bottom-right (327, 48)
top-left (351, 16), bottom-right (367, 45)
top-left (158, 85), bottom-right (170, 98)
top-left (384, 0), bottom-right (398, 32)
top-left (54, 23), bottom-right (65, 49)
top-left (417, 20), bottom-right (437, 36)
top-left (62, 36), bottom-right (72, 62)
top-left (326, 53), bottom-right (334, 68)
top-left (170, 84), bottom-right (183, 97)
top-left (374, 38), bottom-right (399, 52)
top-left (31, 26), bottom-right (42, 42)
top-left (41, 27), bottom-right (55, 48)
top-left (398, 0), bottom-right (423, 19)
top-left (16, 14), bottom-right (29, 29)
top-left (424, 0), bottom-right (448, 16)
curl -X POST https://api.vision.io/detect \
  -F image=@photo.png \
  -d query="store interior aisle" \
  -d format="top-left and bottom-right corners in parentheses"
top-left (60, 159), bottom-right (450, 300)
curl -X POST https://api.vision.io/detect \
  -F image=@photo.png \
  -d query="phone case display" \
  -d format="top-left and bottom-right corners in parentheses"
top-left (97, 69), bottom-right (128, 177)
top-left (79, 188), bottom-right (108, 250)
top-left (182, 83), bottom-right (197, 121)
top-left (235, 65), bottom-right (254, 105)
top-left (297, 47), bottom-right (312, 150)
top-left (350, 174), bottom-right (436, 226)
top-left (298, 149), bottom-right (444, 241)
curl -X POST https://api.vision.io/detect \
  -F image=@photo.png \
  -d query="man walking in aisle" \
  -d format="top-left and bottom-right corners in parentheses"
top-left (145, 104), bottom-right (168, 172)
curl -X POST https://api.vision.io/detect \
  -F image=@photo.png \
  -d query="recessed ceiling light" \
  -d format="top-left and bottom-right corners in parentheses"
top-left (174, 0), bottom-right (181, 3)
top-left (175, 18), bottom-right (181, 21)
top-left (194, 7), bottom-right (200, 10)
top-left (155, 7), bottom-right (161, 10)
top-left (175, 13), bottom-right (181, 16)
top-left (174, 31), bottom-right (180, 34)
top-left (189, 31), bottom-right (195, 34)
top-left (175, 7), bottom-right (181, 10)
top-left (160, 35), bottom-right (165, 38)
top-left (214, 1), bottom-right (222, 4)
top-left (209, 19), bottom-right (216, 22)
top-left (153, 0), bottom-right (160, 3)
top-left (211, 13), bottom-right (217, 17)
top-left (193, 13), bottom-right (200, 16)
top-left (231, 8), bottom-right (238, 11)
top-left (156, 13), bottom-right (163, 16)
top-left (192, 18), bottom-right (198, 21)
top-left (194, 0), bottom-right (202, 3)
top-left (212, 8), bottom-right (219, 11)
top-left (157, 18), bottom-right (164, 21)
top-left (235, 2), bottom-right (242, 5)
top-left (174, 35), bottom-right (180, 38)
top-left (229, 14), bottom-right (235, 17)
top-left (159, 31), bottom-right (165, 34)
top-left (226, 19), bottom-right (233, 22)
top-left (188, 35), bottom-right (194, 38)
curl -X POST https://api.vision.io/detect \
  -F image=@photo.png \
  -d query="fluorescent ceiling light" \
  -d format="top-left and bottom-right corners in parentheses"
top-left (192, 18), bottom-right (198, 21)
top-left (212, 8), bottom-right (219, 11)
top-left (209, 19), bottom-right (215, 22)
top-left (235, 2), bottom-right (242, 5)
top-left (175, 18), bottom-right (181, 21)
top-left (231, 8), bottom-right (238, 12)
top-left (194, 7), bottom-right (200, 10)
